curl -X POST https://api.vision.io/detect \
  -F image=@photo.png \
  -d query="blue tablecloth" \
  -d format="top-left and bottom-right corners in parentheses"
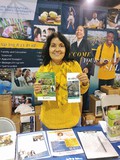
top-left (43, 124), bottom-right (120, 160)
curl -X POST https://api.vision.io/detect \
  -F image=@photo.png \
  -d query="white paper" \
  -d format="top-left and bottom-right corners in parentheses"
top-left (114, 52), bottom-right (117, 63)
top-left (0, 131), bottom-right (16, 160)
top-left (99, 121), bottom-right (107, 133)
top-left (78, 131), bottom-right (119, 159)
top-left (96, 100), bottom-right (101, 106)
top-left (0, 0), bottom-right (37, 20)
top-left (16, 131), bottom-right (51, 160)
top-left (67, 73), bottom-right (81, 103)
top-left (47, 128), bottom-right (83, 156)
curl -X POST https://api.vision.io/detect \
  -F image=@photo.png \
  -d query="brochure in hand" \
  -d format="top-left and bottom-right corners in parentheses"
top-left (67, 73), bottom-right (81, 103)
top-left (35, 72), bottom-right (56, 101)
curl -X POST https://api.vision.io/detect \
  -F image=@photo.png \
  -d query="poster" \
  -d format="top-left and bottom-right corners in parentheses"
top-left (62, 4), bottom-right (80, 34)
top-left (83, 9), bottom-right (106, 29)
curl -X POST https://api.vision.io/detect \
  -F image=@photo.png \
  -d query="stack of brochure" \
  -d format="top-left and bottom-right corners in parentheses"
top-left (16, 131), bottom-right (50, 160)
top-left (77, 131), bottom-right (119, 159)
top-left (16, 129), bottom-right (83, 160)
top-left (47, 128), bottom-right (83, 156)
top-left (0, 131), bottom-right (16, 160)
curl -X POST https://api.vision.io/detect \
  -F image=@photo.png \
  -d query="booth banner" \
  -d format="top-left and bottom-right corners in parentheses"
top-left (0, 38), bottom-right (44, 68)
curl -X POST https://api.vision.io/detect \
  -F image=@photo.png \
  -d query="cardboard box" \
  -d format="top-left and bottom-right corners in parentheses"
top-left (82, 113), bottom-right (96, 126)
top-left (101, 85), bottom-right (120, 95)
top-left (11, 114), bottom-right (21, 133)
top-left (35, 105), bottom-right (41, 131)
top-left (95, 117), bottom-right (103, 124)
top-left (0, 95), bottom-right (12, 118)
top-left (89, 94), bottom-right (102, 117)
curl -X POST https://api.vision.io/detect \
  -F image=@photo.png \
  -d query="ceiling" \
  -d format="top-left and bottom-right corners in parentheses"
top-left (89, 0), bottom-right (120, 8)
top-left (53, 0), bottom-right (120, 8)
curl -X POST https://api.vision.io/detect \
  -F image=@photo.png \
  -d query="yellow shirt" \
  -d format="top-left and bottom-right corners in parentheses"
top-left (37, 61), bottom-right (89, 129)
top-left (95, 43), bottom-right (119, 80)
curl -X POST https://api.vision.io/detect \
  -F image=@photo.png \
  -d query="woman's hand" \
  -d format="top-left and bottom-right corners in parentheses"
top-left (77, 73), bottom-right (89, 86)
top-left (34, 83), bottom-right (42, 94)
top-left (83, 67), bottom-right (88, 74)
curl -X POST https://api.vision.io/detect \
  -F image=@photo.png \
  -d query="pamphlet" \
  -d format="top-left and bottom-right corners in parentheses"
top-left (67, 73), bottom-right (81, 103)
top-left (0, 131), bottom-right (16, 160)
top-left (107, 110), bottom-right (120, 142)
top-left (20, 114), bottom-right (35, 133)
top-left (35, 72), bottom-right (56, 101)
top-left (46, 128), bottom-right (84, 156)
top-left (77, 131), bottom-right (119, 159)
top-left (16, 131), bottom-right (51, 160)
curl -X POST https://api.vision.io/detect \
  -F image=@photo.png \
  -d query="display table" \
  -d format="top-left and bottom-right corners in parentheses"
top-left (43, 125), bottom-right (120, 160)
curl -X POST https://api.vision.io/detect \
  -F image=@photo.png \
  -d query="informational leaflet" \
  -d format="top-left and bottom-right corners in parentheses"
top-left (20, 114), bottom-right (35, 133)
top-left (67, 73), bottom-right (81, 103)
top-left (0, 131), bottom-right (16, 160)
top-left (16, 131), bottom-right (51, 160)
top-left (35, 72), bottom-right (56, 101)
top-left (46, 128), bottom-right (84, 156)
top-left (77, 131), bottom-right (119, 159)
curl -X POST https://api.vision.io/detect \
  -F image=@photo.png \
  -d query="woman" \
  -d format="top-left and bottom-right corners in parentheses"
top-left (34, 27), bottom-right (42, 42)
top-left (67, 7), bottom-right (75, 30)
top-left (34, 32), bottom-right (89, 129)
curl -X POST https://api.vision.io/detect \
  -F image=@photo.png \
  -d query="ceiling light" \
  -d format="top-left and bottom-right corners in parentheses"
top-left (86, 0), bottom-right (94, 3)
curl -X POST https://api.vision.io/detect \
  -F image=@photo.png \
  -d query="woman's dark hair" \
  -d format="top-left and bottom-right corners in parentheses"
top-left (42, 32), bottom-right (73, 65)
top-left (34, 27), bottom-right (41, 37)
top-left (27, 98), bottom-right (32, 103)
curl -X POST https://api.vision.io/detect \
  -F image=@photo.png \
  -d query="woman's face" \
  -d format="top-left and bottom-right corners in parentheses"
top-left (76, 26), bottom-right (84, 40)
top-left (49, 37), bottom-right (66, 65)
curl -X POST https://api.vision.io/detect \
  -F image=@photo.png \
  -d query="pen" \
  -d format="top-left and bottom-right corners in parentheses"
top-left (97, 135), bottom-right (107, 152)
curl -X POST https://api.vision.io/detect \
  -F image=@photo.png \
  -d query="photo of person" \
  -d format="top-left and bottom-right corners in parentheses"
top-left (95, 31), bottom-right (120, 90)
top-left (107, 9), bottom-right (120, 29)
top-left (12, 94), bottom-right (34, 114)
top-left (83, 10), bottom-right (106, 29)
top-left (34, 26), bottom-right (42, 42)
top-left (0, 18), bottom-right (32, 40)
top-left (34, 25), bottom-right (57, 42)
top-left (62, 4), bottom-right (79, 34)
top-left (67, 6), bottom-right (76, 30)
top-left (70, 26), bottom-right (94, 112)
top-left (0, 69), bottom-right (12, 94)
top-left (12, 67), bottom-right (42, 106)
top-left (2, 24), bottom-right (19, 38)
top-left (13, 68), bottom-right (37, 88)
